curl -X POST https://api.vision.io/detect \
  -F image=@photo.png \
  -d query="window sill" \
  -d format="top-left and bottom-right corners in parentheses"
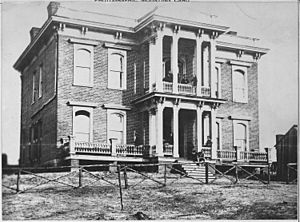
top-left (107, 87), bottom-right (126, 91)
top-left (72, 84), bottom-right (93, 88)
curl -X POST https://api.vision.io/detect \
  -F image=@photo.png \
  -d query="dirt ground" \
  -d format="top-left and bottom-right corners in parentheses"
top-left (2, 171), bottom-right (298, 220)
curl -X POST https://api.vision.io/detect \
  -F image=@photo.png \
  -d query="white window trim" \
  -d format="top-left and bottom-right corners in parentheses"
top-left (232, 65), bottom-right (248, 103)
top-left (72, 106), bottom-right (93, 142)
top-left (108, 48), bottom-right (127, 90)
top-left (73, 44), bottom-right (94, 87)
top-left (32, 71), bottom-right (36, 104)
top-left (233, 119), bottom-right (249, 151)
top-left (38, 65), bottom-right (43, 98)
top-left (143, 60), bottom-right (146, 89)
top-left (133, 62), bottom-right (137, 94)
top-left (106, 109), bottom-right (127, 144)
top-left (215, 63), bottom-right (221, 98)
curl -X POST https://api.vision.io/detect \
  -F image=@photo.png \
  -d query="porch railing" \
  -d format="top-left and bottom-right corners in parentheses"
top-left (217, 150), bottom-right (236, 160)
top-left (163, 144), bottom-right (173, 156)
top-left (217, 150), bottom-right (268, 162)
top-left (239, 151), bottom-right (267, 162)
top-left (178, 83), bottom-right (196, 95)
top-left (116, 144), bottom-right (144, 156)
top-left (74, 142), bottom-right (111, 154)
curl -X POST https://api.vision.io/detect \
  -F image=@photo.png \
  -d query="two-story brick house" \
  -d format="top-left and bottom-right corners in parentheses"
top-left (14, 2), bottom-right (269, 167)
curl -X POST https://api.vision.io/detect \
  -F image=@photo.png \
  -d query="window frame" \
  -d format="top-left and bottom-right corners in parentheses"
top-left (106, 109), bottom-right (127, 144)
top-left (232, 65), bottom-right (248, 103)
top-left (32, 71), bottom-right (37, 104)
top-left (72, 106), bottom-right (93, 142)
top-left (233, 120), bottom-right (249, 152)
top-left (38, 65), bottom-right (43, 98)
top-left (107, 48), bottom-right (127, 90)
top-left (73, 44), bottom-right (94, 87)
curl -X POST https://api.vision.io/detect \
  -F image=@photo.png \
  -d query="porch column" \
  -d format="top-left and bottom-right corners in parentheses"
top-left (210, 33), bottom-right (217, 98)
top-left (156, 102), bottom-right (164, 156)
top-left (196, 30), bottom-right (203, 96)
top-left (155, 31), bottom-right (163, 92)
top-left (171, 32), bottom-right (179, 93)
top-left (173, 106), bottom-right (179, 157)
top-left (211, 107), bottom-right (217, 159)
top-left (148, 109), bottom-right (156, 146)
top-left (196, 106), bottom-right (203, 152)
top-left (149, 40), bottom-right (155, 92)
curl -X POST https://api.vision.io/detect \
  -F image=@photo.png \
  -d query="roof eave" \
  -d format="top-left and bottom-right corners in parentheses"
top-left (14, 17), bottom-right (53, 72)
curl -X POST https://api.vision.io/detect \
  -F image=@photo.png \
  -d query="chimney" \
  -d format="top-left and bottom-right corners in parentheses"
top-left (30, 27), bottom-right (41, 41)
top-left (276, 134), bottom-right (284, 145)
top-left (47, 2), bottom-right (60, 18)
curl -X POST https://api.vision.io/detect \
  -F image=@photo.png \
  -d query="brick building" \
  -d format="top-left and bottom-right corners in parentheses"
top-left (14, 2), bottom-right (269, 167)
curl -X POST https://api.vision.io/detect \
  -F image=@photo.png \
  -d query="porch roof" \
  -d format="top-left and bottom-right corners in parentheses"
top-left (132, 92), bottom-right (227, 106)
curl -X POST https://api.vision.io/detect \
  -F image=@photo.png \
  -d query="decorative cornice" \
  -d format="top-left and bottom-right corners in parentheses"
top-left (217, 40), bottom-right (269, 55)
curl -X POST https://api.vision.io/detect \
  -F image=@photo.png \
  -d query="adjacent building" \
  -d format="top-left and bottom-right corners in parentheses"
top-left (14, 2), bottom-right (269, 167)
top-left (275, 125), bottom-right (298, 181)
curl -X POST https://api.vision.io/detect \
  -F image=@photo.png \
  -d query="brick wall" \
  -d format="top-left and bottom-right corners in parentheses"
top-left (57, 35), bottom-right (144, 145)
top-left (217, 62), bottom-right (259, 151)
top-left (20, 36), bottom-right (57, 166)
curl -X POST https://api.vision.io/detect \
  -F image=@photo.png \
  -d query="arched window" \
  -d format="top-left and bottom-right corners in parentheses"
top-left (232, 68), bottom-right (247, 102)
top-left (234, 123), bottom-right (247, 151)
top-left (74, 46), bottom-right (93, 86)
top-left (108, 112), bottom-right (125, 144)
top-left (108, 49), bottom-right (127, 89)
top-left (74, 110), bottom-right (91, 142)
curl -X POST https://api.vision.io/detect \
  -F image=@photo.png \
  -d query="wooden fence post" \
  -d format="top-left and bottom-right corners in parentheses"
top-left (117, 165), bottom-right (124, 210)
top-left (78, 167), bottom-right (82, 188)
top-left (286, 165), bottom-right (290, 184)
top-left (123, 166), bottom-right (128, 189)
top-left (16, 169), bottom-right (21, 193)
top-left (164, 164), bottom-right (167, 186)
top-left (264, 147), bottom-right (271, 184)
top-left (235, 164), bottom-right (239, 184)
top-left (205, 162), bottom-right (209, 184)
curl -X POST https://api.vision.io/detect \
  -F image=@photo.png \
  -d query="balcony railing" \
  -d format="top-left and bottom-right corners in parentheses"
top-left (178, 83), bottom-right (196, 95)
top-left (163, 82), bottom-right (173, 92)
top-left (201, 86), bottom-right (211, 97)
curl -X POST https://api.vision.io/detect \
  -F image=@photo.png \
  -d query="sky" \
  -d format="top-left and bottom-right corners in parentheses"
top-left (1, 1), bottom-right (298, 164)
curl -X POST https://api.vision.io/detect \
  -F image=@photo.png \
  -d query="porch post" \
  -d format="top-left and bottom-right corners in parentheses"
top-left (211, 107), bottom-right (217, 159)
top-left (210, 33), bottom-right (217, 98)
top-left (156, 101), bottom-right (164, 157)
top-left (196, 30), bottom-right (203, 96)
top-left (173, 106), bottom-right (179, 157)
top-left (196, 106), bottom-right (203, 152)
top-left (155, 30), bottom-right (163, 92)
top-left (148, 109), bottom-right (156, 146)
top-left (149, 40), bottom-right (155, 92)
top-left (171, 31), bottom-right (179, 93)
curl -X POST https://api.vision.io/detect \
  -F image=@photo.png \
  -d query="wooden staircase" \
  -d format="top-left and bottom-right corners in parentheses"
top-left (179, 160), bottom-right (215, 181)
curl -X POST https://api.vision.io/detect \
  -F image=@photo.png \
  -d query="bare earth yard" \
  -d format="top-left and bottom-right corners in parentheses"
top-left (2, 171), bottom-right (297, 220)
